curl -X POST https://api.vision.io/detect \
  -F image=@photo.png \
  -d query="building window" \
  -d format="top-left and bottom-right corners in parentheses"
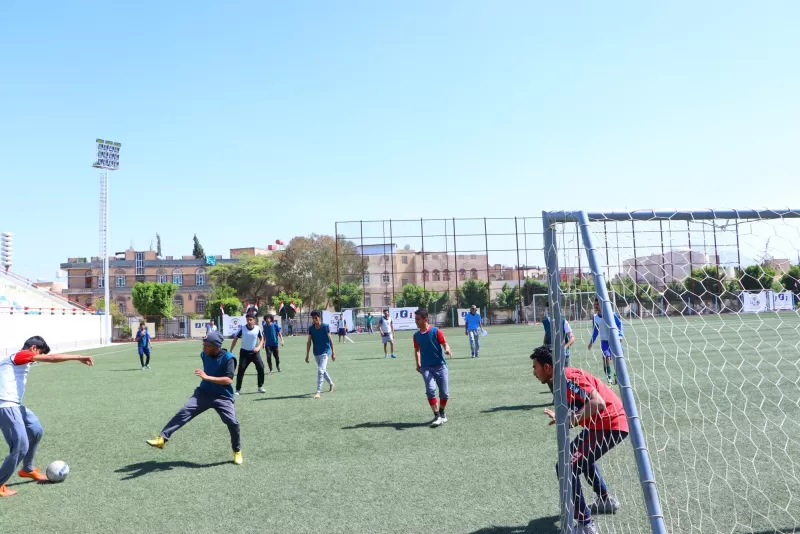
top-left (115, 270), bottom-right (126, 288)
top-left (432, 254), bottom-right (439, 260)
top-left (173, 295), bottom-right (184, 312)
top-left (196, 296), bottom-right (207, 314)
top-left (196, 268), bottom-right (206, 286)
top-left (382, 272), bottom-right (390, 284)
top-left (471, 268), bottom-right (478, 279)
top-left (383, 294), bottom-right (391, 305)
top-left (84, 270), bottom-right (92, 289)
top-left (98, 276), bottom-right (104, 288)
top-left (365, 295), bottom-right (371, 307)
top-left (383, 255), bottom-right (390, 263)
top-left (401, 256), bottom-right (408, 264)
top-left (173, 269), bottom-right (183, 286)
top-left (156, 269), bottom-right (167, 284)
top-left (422, 270), bottom-right (429, 282)
top-left (443, 269), bottom-right (451, 281)
top-left (433, 269), bottom-right (441, 281)
top-left (135, 252), bottom-right (145, 276)
top-left (402, 278), bottom-right (409, 286)
top-left (470, 254), bottom-right (477, 260)
top-left (116, 297), bottom-right (126, 314)
top-left (459, 269), bottom-right (466, 280)
top-left (364, 273), bottom-right (370, 285)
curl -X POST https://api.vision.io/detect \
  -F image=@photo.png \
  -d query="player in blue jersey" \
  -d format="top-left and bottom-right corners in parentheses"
top-left (464, 304), bottom-right (483, 358)
top-left (146, 331), bottom-right (242, 465)
top-left (306, 310), bottom-right (336, 399)
top-left (413, 308), bottom-right (452, 427)
top-left (262, 314), bottom-right (284, 374)
top-left (588, 298), bottom-right (623, 385)
top-left (135, 323), bottom-right (152, 370)
top-left (541, 308), bottom-right (576, 393)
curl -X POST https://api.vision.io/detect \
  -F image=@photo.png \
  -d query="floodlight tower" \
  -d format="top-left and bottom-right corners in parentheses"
top-left (93, 139), bottom-right (121, 345)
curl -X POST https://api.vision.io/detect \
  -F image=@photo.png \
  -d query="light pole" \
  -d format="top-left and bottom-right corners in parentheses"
top-left (93, 139), bottom-right (121, 345)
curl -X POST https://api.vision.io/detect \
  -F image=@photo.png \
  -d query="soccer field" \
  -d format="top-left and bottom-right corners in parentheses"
top-left (4, 318), bottom-right (800, 534)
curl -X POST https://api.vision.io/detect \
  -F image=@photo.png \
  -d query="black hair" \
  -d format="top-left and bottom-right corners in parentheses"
top-left (310, 310), bottom-right (321, 318)
top-left (23, 336), bottom-right (50, 354)
top-left (414, 308), bottom-right (428, 320)
top-left (530, 344), bottom-right (553, 367)
top-left (264, 314), bottom-right (273, 321)
top-left (245, 312), bottom-right (256, 319)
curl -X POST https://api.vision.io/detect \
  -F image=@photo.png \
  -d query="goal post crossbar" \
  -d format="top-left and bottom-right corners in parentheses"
top-left (545, 208), bottom-right (800, 224)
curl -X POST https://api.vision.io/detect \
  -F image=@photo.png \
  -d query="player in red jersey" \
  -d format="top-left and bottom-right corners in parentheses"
top-left (531, 344), bottom-right (629, 534)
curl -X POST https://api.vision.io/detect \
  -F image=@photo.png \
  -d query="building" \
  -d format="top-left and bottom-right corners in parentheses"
top-left (60, 248), bottom-right (238, 316)
top-left (621, 250), bottom-right (718, 287)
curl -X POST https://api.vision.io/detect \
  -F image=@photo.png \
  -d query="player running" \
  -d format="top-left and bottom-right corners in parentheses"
top-left (588, 298), bottom-right (623, 385)
top-left (135, 323), bottom-right (152, 370)
top-left (1, 336), bottom-right (94, 497)
top-left (531, 344), bottom-right (627, 534)
top-left (230, 313), bottom-right (266, 395)
top-left (378, 309), bottom-right (396, 358)
top-left (306, 310), bottom-right (336, 399)
top-left (413, 308), bottom-right (452, 427)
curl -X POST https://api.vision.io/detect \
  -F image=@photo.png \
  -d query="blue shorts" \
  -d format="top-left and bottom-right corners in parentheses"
top-left (138, 346), bottom-right (151, 356)
top-left (600, 341), bottom-right (612, 357)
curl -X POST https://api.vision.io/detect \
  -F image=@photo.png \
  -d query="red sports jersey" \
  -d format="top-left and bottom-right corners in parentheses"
top-left (564, 367), bottom-right (629, 432)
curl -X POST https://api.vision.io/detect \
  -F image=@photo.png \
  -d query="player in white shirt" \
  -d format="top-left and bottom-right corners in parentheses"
top-left (0, 336), bottom-right (94, 497)
top-left (378, 309), bottom-right (396, 358)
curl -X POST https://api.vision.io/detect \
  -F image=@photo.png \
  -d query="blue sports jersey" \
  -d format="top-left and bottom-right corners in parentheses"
top-left (464, 312), bottom-right (482, 331)
top-left (309, 323), bottom-right (332, 356)
top-left (414, 327), bottom-right (448, 367)
top-left (543, 316), bottom-right (572, 346)
top-left (198, 349), bottom-right (236, 398)
top-left (136, 330), bottom-right (150, 348)
top-left (262, 321), bottom-right (282, 347)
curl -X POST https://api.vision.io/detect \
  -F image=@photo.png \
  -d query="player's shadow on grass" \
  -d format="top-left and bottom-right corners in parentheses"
top-left (341, 421), bottom-right (432, 431)
top-left (469, 514), bottom-right (560, 533)
top-left (254, 394), bottom-right (313, 401)
top-left (481, 403), bottom-right (551, 413)
top-left (115, 460), bottom-right (229, 480)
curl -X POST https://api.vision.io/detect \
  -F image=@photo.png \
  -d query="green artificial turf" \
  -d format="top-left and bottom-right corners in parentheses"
top-left (3, 317), bottom-right (799, 533)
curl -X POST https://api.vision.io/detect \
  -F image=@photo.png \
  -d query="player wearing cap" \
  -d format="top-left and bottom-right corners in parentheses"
top-left (531, 344), bottom-right (628, 533)
top-left (0, 336), bottom-right (94, 497)
top-left (145, 331), bottom-right (243, 465)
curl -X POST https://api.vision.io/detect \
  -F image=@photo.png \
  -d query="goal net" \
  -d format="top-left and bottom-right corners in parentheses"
top-left (544, 209), bottom-right (800, 534)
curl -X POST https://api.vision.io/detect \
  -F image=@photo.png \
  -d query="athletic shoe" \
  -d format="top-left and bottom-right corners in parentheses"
top-left (145, 365), bottom-right (151, 370)
top-left (329, 383), bottom-right (335, 393)
top-left (277, 368), bottom-right (281, 372)
top-left (141, 366), bottom-right (146, 370)
top-left (234, 391), bottom-right (240, 396)
top-left (0, 484), bottom-right (16, 497)
top-left (313, 392), bottom-right (321, 399)
top-left (390, 354), bottom-right (396, 358)
top-left (384, 354), bottom-right (389, 358)
top-left (606, 378), bottom-right (613, 386)
top-left (430, 416), bottom-right (444, 427)
top-left (146, 436), bottom-right (166, 449)
top-left (589, 495), bottom-right (620, 515)
top-left (258, 387), bottom-right (266, 393)
top-left (233, 450), bottom-right (243, 465)
top-left (575, 522), bottom-right (599, 534)
top-left (268, 371), bottom-right (273, 376)
top-left (439, 412), bottom-right (448, 423)
top-left (18, 467), bottom-right (47, 481)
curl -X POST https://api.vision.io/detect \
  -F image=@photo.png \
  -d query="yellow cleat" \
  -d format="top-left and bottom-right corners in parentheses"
top-left (233, 450), bottom-right (243, 465)
top-left (146, 436), bottom-right (165, 449)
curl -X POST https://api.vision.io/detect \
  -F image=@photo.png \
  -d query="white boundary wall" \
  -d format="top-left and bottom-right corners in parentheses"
top-left (0, 314), bottom-right (106, 357)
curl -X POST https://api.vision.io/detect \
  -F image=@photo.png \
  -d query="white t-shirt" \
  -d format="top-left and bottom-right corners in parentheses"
top-left (337, 318), bottom-right (346, 329)
top-left (0, 351), bottom-right (35, 407)
top-left (379, 316), bottom-right (392, 335)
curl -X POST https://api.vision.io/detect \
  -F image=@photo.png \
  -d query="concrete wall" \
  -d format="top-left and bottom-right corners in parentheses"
top-left (0, 314), bottom-right (105, 357)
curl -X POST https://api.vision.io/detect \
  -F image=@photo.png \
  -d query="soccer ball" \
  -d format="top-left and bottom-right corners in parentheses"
top-left (46, 461), bottom-right (69, 482)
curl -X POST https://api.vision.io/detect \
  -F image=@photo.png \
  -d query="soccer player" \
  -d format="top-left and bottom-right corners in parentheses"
top-left (305, 310), bottom-right (336, 399)
top-left (230, 313), bottom-right (266, 395)
top-left (336, 315), bottom-right (347, 343)
top-left (135, 323), bottom-right (152, 370)
top-left (262, 314), bottom-right (284, 374)
top-left (542, 308), bottom-right (576, 393)
top-left (378, 309), bottom-right (395, 358)
top-left (531, 344), bottom-right (627, 534)
top-left (464, 304), bottom-right (483, 358)
top-left (365, 312), bottom-right (374, 334)
top-left (0, 336), bottom-right (94, 497)
top-left (146, 331), bottom-right (242, 465)
top-left (413, 308), bottom-right (452, 427)
top-left (588, 298), bottom-right (623, 385)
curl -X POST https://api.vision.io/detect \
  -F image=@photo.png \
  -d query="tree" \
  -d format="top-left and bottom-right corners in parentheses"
top-left (780, 265), bottom-right (800, 294)
top-left (459, 279), bottom-right (489, 310)
top-left (494, 283), bottom-right (520, 310)
top-left (271, 290), bottom-right (303, 320)
top-left (192, 234), bottom-right (206, 260)
top-left (156, 233), bottom-right (162, 258)
top-left (395, 284), bottom-right (450, 312)
top-left (131, 282), bottom-right (179, 319)
top-left (741, 264), bottom-right (776, 291)
top-left (275, 234), bottom-right (365, 310)
top-left (96, 297), bottom-right (127, 327)
top-left (209, 254), bottom-right (277, 305)
top-left (522, 278), bottom-right (549, 304)
top-left (684, 266), bottom-right (724, 297)
top-left (327, 282), bottom-right (363, 310)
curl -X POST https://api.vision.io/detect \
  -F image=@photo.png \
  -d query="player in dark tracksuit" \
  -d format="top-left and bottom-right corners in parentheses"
top-left (262, 314), bottom-right (284, 374)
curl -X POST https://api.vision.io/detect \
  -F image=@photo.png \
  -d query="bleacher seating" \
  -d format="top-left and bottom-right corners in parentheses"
top-left (0, 271), bottom-right (91, 315)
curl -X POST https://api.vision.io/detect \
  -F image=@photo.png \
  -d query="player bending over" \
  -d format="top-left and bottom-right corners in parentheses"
top-left (413, 308), bottom-right (452, 427)
top-left (146, 332), bottom-right (242, 465)
top-left (1, 336), bottom-right (94, 497)
top-left (306, 310), bottom-right (336, 399)
top-left (531, 344), bottom-right (627, 534)
top-left (588, 298), bottom-right (623, 385)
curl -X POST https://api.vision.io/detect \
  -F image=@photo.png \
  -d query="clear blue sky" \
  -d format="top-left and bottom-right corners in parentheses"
top-left (1, 1), bottom-right (799, 281)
